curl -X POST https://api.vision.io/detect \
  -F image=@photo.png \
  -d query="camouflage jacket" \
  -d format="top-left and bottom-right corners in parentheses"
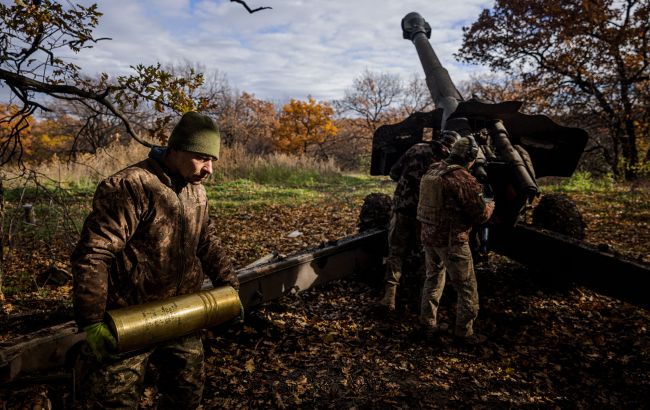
top-left (420, 161), bottom-right (493, 247)
top-left (72, 148), bottom-right (237, 327)
top-left (390, 143), bottom-right (445, 217)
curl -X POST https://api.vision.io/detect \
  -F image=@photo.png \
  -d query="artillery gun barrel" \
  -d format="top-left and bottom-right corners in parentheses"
top-left (402, 11), bottom-right (538, 205)
top-left (401, 12), bottom-right (468, 133)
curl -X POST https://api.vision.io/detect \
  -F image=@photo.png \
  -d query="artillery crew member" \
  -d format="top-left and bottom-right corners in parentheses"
top-left (378, 131), bottom-right (460, 311)
top-left (417, 135), bottom-right (494, 343)
top-left (72, 111), bottom-right (238, 408)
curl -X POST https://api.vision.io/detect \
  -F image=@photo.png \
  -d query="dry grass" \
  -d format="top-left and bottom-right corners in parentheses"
top-left (1, 142), bottom-right (342, 188)
top-left (213, 144), bottom-right (341, 185)
top-left (2, 141), bottom-right (150, 189)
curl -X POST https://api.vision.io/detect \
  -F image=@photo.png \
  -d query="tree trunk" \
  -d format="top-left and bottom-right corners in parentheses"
top-left (608, 126), bottom-right (622, 179)
top-left (622, 118), bottom-right (639, 180)
top-left (0, 176), bottom-right (5, 302)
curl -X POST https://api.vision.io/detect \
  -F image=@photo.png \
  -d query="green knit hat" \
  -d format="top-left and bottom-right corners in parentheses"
top-left (167, 111), bottom-right (221, 159)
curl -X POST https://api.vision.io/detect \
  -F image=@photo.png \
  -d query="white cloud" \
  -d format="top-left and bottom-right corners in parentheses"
top-left (17, 0), bottom-right (495, 101)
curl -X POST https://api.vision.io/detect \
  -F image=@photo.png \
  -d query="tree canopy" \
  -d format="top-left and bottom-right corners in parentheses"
top-left (0, 1), bottom-right (253, 165)
top-left (273, 98), bottom-right (337, 155)
top-left (458, 0), bottom-right (650, 179)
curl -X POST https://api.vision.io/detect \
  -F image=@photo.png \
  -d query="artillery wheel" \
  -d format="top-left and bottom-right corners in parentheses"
top-left (532, 193), bottom-right (585, 240)
top-left (358, 193), bottom-right (392, 232)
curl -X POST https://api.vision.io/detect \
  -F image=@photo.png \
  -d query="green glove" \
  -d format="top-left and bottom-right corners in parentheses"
top-left (238, 299), bottom-right (245, 323)
top-left (83, 322), bottom-right (118, 362)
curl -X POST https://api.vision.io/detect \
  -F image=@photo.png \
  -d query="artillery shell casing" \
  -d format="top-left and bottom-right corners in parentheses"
top-left (106, 286), bottom-right (241, 353)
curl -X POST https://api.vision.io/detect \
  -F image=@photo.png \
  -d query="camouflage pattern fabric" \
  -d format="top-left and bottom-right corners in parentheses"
top-left (418, 160), bottom-right (494, 337)
top-left (389, 143), bottom-right (445, 218)
top-left (384, 143), bottom-right (447, 288)
top-left (419, 161), bottom-right (493, 247)
top-left (384, 212), bottom-right (420, 285)
top-left (79, 333), bottom-right (205, 409)
top-left (72, 150), bottom-right (238, 328)
top-left (420, 244), bottom-right (478, 337)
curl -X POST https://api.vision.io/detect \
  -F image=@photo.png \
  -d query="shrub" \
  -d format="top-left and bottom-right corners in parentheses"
top-left (542, 171), bottom-right (615, 193)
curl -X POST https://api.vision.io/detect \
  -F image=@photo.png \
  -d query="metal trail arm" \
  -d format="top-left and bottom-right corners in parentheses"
top-left (0, 229), bottom-right (386, 384)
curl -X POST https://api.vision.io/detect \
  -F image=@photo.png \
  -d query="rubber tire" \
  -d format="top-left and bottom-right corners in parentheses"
top-left (358, 193), bottom-right (392, 232)
top-left (532, 193), bottom-right (586, 240)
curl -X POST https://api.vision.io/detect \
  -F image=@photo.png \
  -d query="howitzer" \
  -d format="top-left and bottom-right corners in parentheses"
top-left (372, 12), bottom-right (589, 227)
top-left (368, 12), bottom-right (650, 306)
top-left (2, 12), bottom-right (650, 394)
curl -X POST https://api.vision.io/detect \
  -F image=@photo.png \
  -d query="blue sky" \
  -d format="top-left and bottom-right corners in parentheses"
top-left (9, 0), bottom-right (496, 103)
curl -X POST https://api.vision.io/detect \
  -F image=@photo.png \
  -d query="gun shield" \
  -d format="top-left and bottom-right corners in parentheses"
top-left (106, 286), bottom-right (241, 353)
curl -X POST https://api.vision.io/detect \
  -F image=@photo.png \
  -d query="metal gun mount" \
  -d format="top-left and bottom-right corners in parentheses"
top-left (371, 12), bottom-right (589, 225)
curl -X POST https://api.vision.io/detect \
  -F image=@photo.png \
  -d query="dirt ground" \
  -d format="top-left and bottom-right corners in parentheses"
top-left (1, 186), bottom-right (649, 408)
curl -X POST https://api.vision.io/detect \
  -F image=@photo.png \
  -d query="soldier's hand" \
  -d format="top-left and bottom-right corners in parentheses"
top-left (485, 200), bottom-right (495, 217)
top-left (83, 322), bottom-right (118, 362)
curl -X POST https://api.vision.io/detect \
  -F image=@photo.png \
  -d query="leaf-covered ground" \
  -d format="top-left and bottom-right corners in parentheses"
top-left (197, 184), bottom-right (650, 408)
top-left (1, 182), bottom-right (649, 408)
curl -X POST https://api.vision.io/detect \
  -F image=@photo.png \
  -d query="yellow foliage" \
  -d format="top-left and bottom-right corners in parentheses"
top-left (0, 104), bottom-right (33, 135)
top-left (3, 111), bottom-right (76, 162)
top-left (272, 98), bottom-right (337, 154)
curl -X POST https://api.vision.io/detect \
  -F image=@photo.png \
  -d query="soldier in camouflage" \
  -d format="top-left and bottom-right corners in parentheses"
top-left (417, 135), bottom-right (494, 343)
top-left (72, 111), bottom-right (238, 409)
top-left (378, 131), bottom-right (460, 311)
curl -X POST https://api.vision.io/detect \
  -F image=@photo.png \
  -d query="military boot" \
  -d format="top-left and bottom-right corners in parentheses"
top-left (378, 284), bottom-right (397, 311)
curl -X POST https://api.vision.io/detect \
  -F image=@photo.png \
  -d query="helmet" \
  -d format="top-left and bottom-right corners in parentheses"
top-left (449, 135), bottom-right (479, 163)
top-left (432, 130), bottom-right (460, 157)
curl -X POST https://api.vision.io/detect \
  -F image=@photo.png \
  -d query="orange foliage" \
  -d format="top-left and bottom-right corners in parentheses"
top-left (0, 104), bottom-right (33, 162)
top-left (0, 105), bottom-right (77, 163)
top-left (219, 92), bottom-right (278, 152)
top-left (24, 116), bottom-right (78, 162)
top-left (0, 104), bottom-right (32, 134)
top-left (272, 98), bottom-right (337, 154)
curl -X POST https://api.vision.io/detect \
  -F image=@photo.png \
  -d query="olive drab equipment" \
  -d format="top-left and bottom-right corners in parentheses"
top-left (417, 164), bottom-right (462, 226)
top-left (449, 135), bottom-right (479, 163)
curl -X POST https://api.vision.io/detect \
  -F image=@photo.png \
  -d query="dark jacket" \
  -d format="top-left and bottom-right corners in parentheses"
top-left (72, 149), bottom-right (237, 327)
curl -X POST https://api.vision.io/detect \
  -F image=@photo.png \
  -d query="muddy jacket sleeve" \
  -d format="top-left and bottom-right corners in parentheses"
top-left (71, 177), bottom-right (144, 327)
top-left (198, 211), bottom-right (239, 290)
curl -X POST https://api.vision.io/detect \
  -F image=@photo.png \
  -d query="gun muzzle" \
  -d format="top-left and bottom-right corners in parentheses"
top-left (106, 286), bottom-right (241, 353)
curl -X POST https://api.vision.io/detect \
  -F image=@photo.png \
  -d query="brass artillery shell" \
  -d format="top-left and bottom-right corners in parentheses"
top-left (106, 286), bottom-right (241, 353)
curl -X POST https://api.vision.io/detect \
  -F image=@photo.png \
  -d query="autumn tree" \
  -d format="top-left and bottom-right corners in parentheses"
top-left (0, 1), bottom-right (217, 165)
top-left (273, 98), bottom-right (337, 156)
top-left (334, 70), bottom-right (404, 170)
top-left (400, 74), bottom-right (435, 116)
top-left (217, 92), bottom-right (278, 153)
top-left (0, 104), bottom-right (33, 153)
top-left (334, 70), bottom-right (404, 139)
top-left (333, 70), bottom-right (434, 169)
top-left (21, 113), bottom-right (81, 161)
top-left (457, 0), bottom-right (650, 179)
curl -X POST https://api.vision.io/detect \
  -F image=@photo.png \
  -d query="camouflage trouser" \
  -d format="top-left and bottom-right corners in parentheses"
top-left (420, 242), bottom-right (479, 337)
top-left (384, 212), bottom-right (420, 286)
top-left (78, 333), bottom-right (205, 409)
